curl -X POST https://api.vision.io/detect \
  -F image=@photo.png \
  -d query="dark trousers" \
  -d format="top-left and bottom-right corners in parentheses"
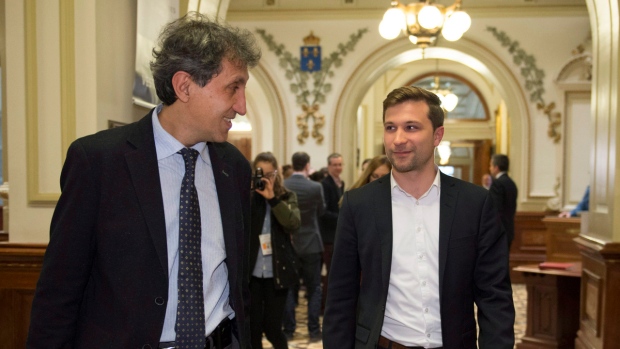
top-left (321, 243), bottom-right (334, 313)
top-left (282, 252), bottom-right (322, 336)
top-left (250, 277), bottom-right (289, 349)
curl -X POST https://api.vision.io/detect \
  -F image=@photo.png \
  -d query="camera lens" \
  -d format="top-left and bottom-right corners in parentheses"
top-left (254, 167), bottom-right (265, 191)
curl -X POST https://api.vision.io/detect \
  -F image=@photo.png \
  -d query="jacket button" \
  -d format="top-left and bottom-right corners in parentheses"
top-left (155, 297), bottom-right (165, 305)
top-left (142, 345), bottom-right (152, 349)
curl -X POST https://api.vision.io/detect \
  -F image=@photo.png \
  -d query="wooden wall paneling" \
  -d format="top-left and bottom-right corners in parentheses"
top-left (515, 264), bottom-right (581, 349)
top-left (0, 243), bottom-right (46, 347)
top-left (511, 211), bottom-right (548, 283)
top-left (542, 217), bottom-right (582, 262)
top-left (574, 237), bottom-right (620, 349)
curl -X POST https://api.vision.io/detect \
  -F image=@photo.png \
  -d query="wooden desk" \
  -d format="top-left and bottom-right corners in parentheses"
top-left (542, 217), bottom-right (581, 262)
top-left (514, 263), bottom-right (582, 349)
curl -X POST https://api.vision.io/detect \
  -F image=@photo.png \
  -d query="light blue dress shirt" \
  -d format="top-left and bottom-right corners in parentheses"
top-left (252, 204), bottom-right (274, 278)
top-left (152, 105), bottom-right (234, 341)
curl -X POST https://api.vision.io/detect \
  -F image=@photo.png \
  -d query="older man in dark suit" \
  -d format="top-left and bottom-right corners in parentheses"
top-left (323, 86), bottom-right (514, 349)
top-left (489, 154), bottom-right (518, 249)
top-left (319, 153), bottom-right (344, 312)
top-left (283, 152), bottom-right (325, 342)
top-left (27, 13), bottom-right (261, 349)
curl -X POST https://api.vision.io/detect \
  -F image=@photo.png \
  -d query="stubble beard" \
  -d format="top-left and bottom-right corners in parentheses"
top-left (387, 147), bottom-right (434, 174)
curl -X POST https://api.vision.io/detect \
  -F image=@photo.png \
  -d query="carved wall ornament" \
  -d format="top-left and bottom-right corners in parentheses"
top-left (487, 27), bottom-right (562, 143)
top-left (256, 28), bottom-right (368, 144)
top-left (297, 104), bottom-right (325, 144)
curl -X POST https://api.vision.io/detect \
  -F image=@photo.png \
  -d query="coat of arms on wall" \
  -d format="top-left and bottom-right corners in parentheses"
top-left (256, 28), bottom-right (368, 144)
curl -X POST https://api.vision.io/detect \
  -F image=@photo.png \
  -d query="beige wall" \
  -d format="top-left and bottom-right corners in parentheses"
top-left (1, 0), bottom-right (618, 243)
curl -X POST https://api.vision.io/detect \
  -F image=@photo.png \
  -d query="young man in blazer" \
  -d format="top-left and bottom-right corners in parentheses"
top-left (27, 13), bottom-right (261, 349)
top-left (323, 86), bottom-right (515, 349)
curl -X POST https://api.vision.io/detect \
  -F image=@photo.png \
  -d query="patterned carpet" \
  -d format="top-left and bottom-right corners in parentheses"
top-left (261, 284), bottom-right (527, 349)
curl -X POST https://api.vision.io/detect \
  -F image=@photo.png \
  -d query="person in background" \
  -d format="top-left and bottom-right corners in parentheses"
top-left (309, 167), bottom-right (328, 182)
top-left (323, 86), bottom-right (514, 349)
top-left (319, 153), bottom-right (345, 313)
top-left (250, 152), bottom-right (301, 349)
top-left (489, 154), bottom-right (518, 249)
top-left (360, 158), bottom-right (372, 173)
top-left (281, 164), bottom-right (294, 180)
top-left (282, 152), bottom-right (325, 342)
top-left (352, 155), bottom-right (392, 190)
top-left (28, 12), bottom-right (261, 348)
top-left (559, 185), bottom-right (590, 217)
top-left (482, 173), bottom-right (493, 190)
top-left (338, 154), bottom-right (392, 208)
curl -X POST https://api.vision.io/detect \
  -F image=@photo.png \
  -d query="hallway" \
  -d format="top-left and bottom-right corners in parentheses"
top-left (262, 284), bottom-right (527, 348)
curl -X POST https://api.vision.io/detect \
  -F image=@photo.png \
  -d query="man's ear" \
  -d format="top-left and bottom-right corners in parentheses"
top-left (171, 71), bottom-right (192, 103)
top-left (433, 126), bottom-right (445, 146)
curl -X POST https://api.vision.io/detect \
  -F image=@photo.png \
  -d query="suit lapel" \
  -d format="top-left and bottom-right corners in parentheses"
top-left (208, 143), bottom-right (239, 278)
top-left (375, 176), bottom-right (394, 295)
top-left (438, 173), bottom-right (458, 300)
top-left (125, 112), bottom-right (169, 274)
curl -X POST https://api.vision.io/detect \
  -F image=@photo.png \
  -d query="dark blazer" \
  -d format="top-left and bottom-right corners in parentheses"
top-left (323, 173), bottom-right (515, 349)
top-left (250, 191), bottom-right (301, 289)
top-left (489, 173), bottom-right (518, 245)
top-left (283, 174), bottom-right (325, 255)
top-left (27, 111), bottom-right (252, 349)
top-left (319, 175), bottom-right (344, 244)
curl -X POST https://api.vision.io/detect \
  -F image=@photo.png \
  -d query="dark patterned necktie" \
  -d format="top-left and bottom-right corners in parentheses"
top-left (175, 148), bottom-right (205, 348)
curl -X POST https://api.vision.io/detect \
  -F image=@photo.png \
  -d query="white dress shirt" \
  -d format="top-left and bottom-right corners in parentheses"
top-left (152, 105), bottom-right (234, 341)
top-left (382, 169), bottom-right (443, 348)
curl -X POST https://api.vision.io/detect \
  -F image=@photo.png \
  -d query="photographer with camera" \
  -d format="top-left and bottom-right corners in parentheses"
top-left (249, 152), bottom-right (301, 349)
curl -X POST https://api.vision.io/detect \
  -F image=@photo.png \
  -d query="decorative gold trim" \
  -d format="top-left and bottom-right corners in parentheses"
top-left (26, 1), bottom-right (68, 205)
top-left (227, 6), bottom-right (587, 22)
top-left (60, 0), bottom-right (76, 162)
top-left (25, 0), bottom-right (42, 204)
top-left (180, 0), bottom-right (190, 14)
top-left (296, 104), bottom-right (324, 144)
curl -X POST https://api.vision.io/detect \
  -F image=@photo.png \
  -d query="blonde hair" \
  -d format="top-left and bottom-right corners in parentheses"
top-left (339, 155), bottom-right (392, 206)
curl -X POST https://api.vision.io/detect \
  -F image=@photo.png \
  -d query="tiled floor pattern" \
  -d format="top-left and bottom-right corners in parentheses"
top-left (261, 283), bottom-right (527, 349)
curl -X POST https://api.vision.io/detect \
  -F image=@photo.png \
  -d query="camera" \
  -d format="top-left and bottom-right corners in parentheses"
top-left (253, 167), bottom-right (265, 191)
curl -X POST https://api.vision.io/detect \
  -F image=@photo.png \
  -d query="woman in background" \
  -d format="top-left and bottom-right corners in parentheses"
top-left (250, 152), bottom-right (301, 349)
top-left (340, 155), bottom-right (392, 206)
top-left (351, 155), bottom-right (392, 190)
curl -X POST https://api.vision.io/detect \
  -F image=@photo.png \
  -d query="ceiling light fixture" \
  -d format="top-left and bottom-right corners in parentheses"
top-left (379, 0), bottom-right (471, 49)
top-left (427, 60), bottom-right (459, 112)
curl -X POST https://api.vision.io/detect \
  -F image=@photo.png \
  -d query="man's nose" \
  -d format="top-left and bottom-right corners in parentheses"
top-left (233, 91), bottom-right (247, 115)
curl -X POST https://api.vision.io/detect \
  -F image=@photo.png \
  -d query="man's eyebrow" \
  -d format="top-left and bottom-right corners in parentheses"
top-left (231, 76), bottom-right (248, 85)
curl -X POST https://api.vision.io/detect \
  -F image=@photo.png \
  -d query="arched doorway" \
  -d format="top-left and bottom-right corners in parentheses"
top-left (332, 37), bottom-right (535, 207)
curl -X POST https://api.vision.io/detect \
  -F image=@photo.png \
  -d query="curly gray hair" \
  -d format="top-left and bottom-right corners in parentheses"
top-left (150, 12), bottom-right (261, 105)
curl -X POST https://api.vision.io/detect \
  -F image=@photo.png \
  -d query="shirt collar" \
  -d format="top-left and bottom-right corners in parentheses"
top-left (330, 173), bottom-right (342, 187)
top-left (495, 171), bottom-right (506, 179)
top-left (390, 166), bottom-right (441, 198)
top-left (152, 104), bottom-right (208, 162)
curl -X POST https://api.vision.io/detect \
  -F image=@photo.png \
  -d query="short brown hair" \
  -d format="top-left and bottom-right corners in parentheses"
top-left (382, 86), bottom-right (444, 131)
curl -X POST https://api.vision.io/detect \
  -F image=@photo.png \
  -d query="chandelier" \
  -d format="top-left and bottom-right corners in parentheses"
top-left (432, 75), bottom-right (459, 111)
top-left (379, 0), bottom-right (472, 48)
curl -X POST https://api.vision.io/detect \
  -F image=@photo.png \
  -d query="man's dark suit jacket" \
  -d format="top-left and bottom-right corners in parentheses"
top-left (323, 173), bottom-right (515, 349)
top-left (319, 175), bottom-right (344, 244)
top-left (489, 173), bottom-right (518, 246)
top-left (283, 174), bottom-right (325, 255)
top-left (27, 111), bottom-right (252, 348)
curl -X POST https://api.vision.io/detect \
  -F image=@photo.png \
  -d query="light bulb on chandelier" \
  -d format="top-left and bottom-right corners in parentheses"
top-left (378, 0), bottom-right (471, 48)
top-left (430, 61), bottom-right (459, 112)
